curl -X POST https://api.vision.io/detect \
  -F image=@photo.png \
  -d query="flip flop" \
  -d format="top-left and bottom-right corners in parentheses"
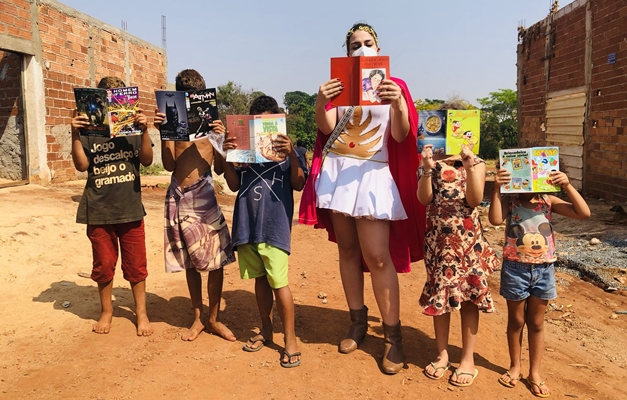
top-left (449, 368), bottom-right (479, 387)
top-left (528, 380), bottom-right (550, 398)
top-left (423, 361), bottom-right (451, 380)
top-left (280, 350), bottom-right (301, 368)
top-left (242, 335), bottom-right (271, 353)
top-left (498, 371), bottom-right (523, 388)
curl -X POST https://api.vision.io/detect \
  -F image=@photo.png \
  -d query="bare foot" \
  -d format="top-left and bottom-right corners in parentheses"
top-left (92, 310), bottom-right (113, 334)
top-left (205, 319), bottom-right (236, 342)
top-left (136, 313), bottom-right (153, 337)
top-left (181, 318), bottom-right (204, 341)
top-left (280, 343), bottom-right (301, 367)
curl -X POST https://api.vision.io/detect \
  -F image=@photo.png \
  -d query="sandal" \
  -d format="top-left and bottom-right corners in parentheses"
top-left (280, 350), bottom-right (301, 368)
top-left (449, 368), bottom-right (479, 387)
top-left (498, 371), bottom-right (522, 388)
top-left (528, 380), bottom-right (550, 398)
top-left (242, 335), bottom-right (271, 352)
top-left (424, 361), bottom-right (451, 380)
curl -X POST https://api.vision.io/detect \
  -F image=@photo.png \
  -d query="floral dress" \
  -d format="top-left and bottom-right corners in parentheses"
top-left (419, 157), bottom-right (500, 316)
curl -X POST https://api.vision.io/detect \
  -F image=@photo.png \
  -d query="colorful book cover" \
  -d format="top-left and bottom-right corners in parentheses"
top-left (330, 56), bottom-right (390, 107)
top-left (445, 109), bottom-right (481, 155)
top-left (225, 114), bottom-right (287, 163)
top-left (73, 88), bottom-right (110, 137)
top-left (417, 110), bottom-right (447, 155)
top-left (107, 86), bottom-right (141, 137)
top-left (155, 88), bottom-right (219, 141)
top-left (187, 88), bottom-right (218, 140)
top-left (499, 146), bottom-right (560, 193)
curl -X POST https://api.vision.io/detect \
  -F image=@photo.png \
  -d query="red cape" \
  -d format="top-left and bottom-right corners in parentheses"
top-left (298, 77), bottom-right (425, 273)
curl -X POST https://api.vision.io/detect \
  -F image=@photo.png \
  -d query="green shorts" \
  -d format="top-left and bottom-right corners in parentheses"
top-left (237, 243), bottom-right (289, 289)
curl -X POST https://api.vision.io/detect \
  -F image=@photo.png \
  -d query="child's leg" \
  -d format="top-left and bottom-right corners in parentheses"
top-left (94, 280), bottom-right (114, 334)
top-left (274, 285), bottom-right (300, 365)
top-left (500, 299), bottom-right (526, 386)
top-left (451, 301), bottom-right (479, 385)
top-left (425, 313), bottom-right (451, 377)
top-left (243, 276), bottom-right (274, 349)
top-left (526, 295), bottom-right (550, 396)
top-left (130, 280), bottom-right (153, 337)
top-left (206, 268), bottom-right (236, 341)
top-left (182, 269), bottom-right (205, 341)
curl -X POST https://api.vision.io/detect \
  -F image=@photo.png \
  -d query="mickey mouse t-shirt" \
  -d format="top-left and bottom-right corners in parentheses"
top-left (503, 194), bottom-right (556, 264)
top-left (76, 135), bottom-right (145, 225)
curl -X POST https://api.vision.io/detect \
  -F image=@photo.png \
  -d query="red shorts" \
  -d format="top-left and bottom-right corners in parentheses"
top-left (87, 220), bottom-right (148, 283)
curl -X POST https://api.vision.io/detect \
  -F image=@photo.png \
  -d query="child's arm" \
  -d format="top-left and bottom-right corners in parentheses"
top-left (417, 144), bottom-right (435, 205)
top-left (211, 120), bottom-right (228, 176)
top-left (461, 146), bottom-right (485, 208)
top-left (274, 134), bottom-right (305, 191)
top-left (70, 110), bottom-right (90, 172)
top-left (547, 171), bottom-right (591, 219)
top-left (489, 168), bottom-right (511, 225)
top-left (154, 109), bottom-right (176, 172)
top-left (213, 134), bottom-right (240, 191)
top-left (135, 109), bottom-right (153, 167)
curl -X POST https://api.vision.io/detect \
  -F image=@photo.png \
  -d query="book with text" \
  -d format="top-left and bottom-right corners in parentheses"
top-left (155, 88), bottom-right (218, 141)
top-left (499, 146), bottom-right (560, 193)
top-left (225, 114), bottom-right (287, 163)
top-left (330, 56), bottom-right (390, 107)
top-left (108, 86), bottom-right (141, 137)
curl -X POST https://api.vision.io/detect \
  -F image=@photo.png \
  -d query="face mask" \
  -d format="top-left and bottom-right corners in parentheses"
top-left (351, 46), bottom-right (378, 57)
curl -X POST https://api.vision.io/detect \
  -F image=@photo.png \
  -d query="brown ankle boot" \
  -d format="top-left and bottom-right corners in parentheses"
top-left (381, 321), bottom-right (403, 374)
top-left (339, 306), bottom-right (368, 354)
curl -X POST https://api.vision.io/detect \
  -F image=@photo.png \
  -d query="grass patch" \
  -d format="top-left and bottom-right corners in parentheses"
top-left (140, 164), bottom-right (166, 176)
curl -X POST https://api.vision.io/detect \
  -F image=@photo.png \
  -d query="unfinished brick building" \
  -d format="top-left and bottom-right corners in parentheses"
top-left (0, 0), bottom-right (167, 186)
top-left (517, 0), bottom-right (627, 201)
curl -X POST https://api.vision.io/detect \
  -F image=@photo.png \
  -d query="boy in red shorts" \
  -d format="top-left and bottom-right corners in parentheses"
top-left (70, 76), bottom-right (154, 336)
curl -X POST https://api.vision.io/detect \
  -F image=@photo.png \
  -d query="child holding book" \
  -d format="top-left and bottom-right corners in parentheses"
top-left (70, 76), bottom-right (153, 336)
top-left (154, 69), bottom-right (237, 342)
top-left (417, 128), bottom-right (500, 386)
top-left (489, 167), bottom-right (590, 397)
top-left (215, 95), bottom-right (305, 368)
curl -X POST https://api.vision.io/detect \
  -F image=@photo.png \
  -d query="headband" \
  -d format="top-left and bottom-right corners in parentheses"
top-left (346, 25), bottom-right (378, 47)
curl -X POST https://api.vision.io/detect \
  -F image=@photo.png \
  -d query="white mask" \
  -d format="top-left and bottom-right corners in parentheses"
top-left (351, 46), bottom-right (378, 57)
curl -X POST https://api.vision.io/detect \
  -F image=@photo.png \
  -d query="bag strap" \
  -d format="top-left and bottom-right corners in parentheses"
top-left (322, 106), bottom-right (355, 159)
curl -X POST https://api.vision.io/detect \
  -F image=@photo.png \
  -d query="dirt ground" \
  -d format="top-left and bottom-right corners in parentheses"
top-left (1, 179), bottom-right (627, 400)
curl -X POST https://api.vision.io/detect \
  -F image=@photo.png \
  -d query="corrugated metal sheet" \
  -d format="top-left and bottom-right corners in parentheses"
top-left (545, 92), bottom-right (586, 190)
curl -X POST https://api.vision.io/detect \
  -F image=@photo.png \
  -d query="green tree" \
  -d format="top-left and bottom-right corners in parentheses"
top-left (477, 89), bottom-right (518, 159)
top-left (284, 91), bottom-right (316, 112)
top-left (283, 91), bottom-right (317, 149)
top-left (414, 98), bottom-right (445, 111)
top-left (216, 81), bottom-right (265, 123)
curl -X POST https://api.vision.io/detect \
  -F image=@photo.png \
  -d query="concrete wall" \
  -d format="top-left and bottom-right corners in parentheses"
top-left (0, 0), bottom-right (167, 184)
top-left (517, 0), bottom-right (627, 201)
top-left (0, 49), bottom-right (26, 181)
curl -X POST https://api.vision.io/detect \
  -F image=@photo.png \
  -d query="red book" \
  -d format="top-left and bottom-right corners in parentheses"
top-left (330, 56), bottom-right (390, 107)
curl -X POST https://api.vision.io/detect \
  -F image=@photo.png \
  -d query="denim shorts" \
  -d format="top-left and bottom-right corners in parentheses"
top-left (500, 259), bottom-right (557, 301)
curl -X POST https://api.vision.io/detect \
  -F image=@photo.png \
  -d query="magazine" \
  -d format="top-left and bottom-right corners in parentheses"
top-left (155, 88), bottom-right (218, 141)
top-left (330, 56), bottom-right (390, 107)
top-left (417, 109), bottom-right (481, 155)
top-left (499, 146), bottom-right (560, 193)
top-left (225, 114), bottom-right (287, 163)
top-left (73, 88), bottom-right (110, 137)
top-left (74, 87), bottom-right (142, 138)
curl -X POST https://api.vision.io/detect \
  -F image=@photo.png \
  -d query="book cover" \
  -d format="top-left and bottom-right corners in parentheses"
top-left (417, 110), bottom-right (447, 155)
top-left (499, 146), bottom-right (560, 193)
top-left (330, 56), bottom-right (390, 107)
top-left (107, 86), bottom-right (141, 137)
top-left (225, 114), bottom-right (287, 163)
top-left (73, 88), bottom-right (110, 137)
top-left (445, 109), bottom-right (481, 155)
top-left (187, 88), bottom-right (218, 140)
top-left (155, 90), bottom-right (190, 141)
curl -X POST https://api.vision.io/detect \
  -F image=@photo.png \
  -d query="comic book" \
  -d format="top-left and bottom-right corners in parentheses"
top-left (417, 109), bottom-right (481, 155)
top-left (499, 146), bottom-right (560, 193)
top-left (330, 56), bottom-right (390, 107)
top-left (225, 114), bottom-right (287, 163)
top-left (155, 88), bottom-right (218, 141)
top-left (73, 88), bottom-right (110, 137)
top-left (107, 86), bottom-right (141, 137)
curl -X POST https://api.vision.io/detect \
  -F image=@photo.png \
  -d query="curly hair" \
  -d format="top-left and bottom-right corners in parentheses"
top-left (175, 69), bottom-right (206, 91)
top-left (249, 95), bottom-right (280, 115)
top-left (97, 76), bottom-right (126, 89)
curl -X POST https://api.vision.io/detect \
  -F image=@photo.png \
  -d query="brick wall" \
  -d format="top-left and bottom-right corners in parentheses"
top-left (518, 0), bottom-right (627, 201)
top-left (0, 0), bottom-right (32, 41)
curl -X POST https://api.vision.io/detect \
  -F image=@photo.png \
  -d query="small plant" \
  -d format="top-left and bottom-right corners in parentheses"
top-left (140, 164), bottom-right (166, 176)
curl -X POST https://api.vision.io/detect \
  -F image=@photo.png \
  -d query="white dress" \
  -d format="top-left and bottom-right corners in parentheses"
top-left (315, 105), bottom-right (407, 220)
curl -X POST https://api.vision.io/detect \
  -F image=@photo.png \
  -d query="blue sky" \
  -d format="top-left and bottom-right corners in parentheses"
top-left (59, 0), bottom-right (556, 107)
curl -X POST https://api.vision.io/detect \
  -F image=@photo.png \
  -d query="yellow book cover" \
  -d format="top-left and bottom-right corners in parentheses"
top-left (445, 109), bottom-right (480, 155)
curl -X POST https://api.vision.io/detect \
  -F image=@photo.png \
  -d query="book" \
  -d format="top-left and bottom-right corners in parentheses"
top-left (330, 56), bottom-right (390, 107)
top-left (499, 146), bottom-right (560, 193)
top-left (417, 109), bottom-right (481, 155)
top-left (155, 88), bottom-right (218, 141)
top-left (74, 87), bottom-right (142, 138)
top-left (225, 113), bottom-right (287, 163)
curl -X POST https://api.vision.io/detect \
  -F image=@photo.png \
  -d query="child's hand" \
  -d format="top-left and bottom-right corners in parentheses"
top-left (318, 79), bottom-right (344, 102)
top-left (548, 170), bottom-right (570, 188)
top-left (421, 144), bottom-right (436, 171)
top-left (223, 136), bottom-right (238, 151)
top-left (209, 120), bottom-right (226, 135)
top-left (153, 109), bottom-right (166, 129)
top-left (71, 109), bottom-right (89, 135)
top-left (273, 134), bottom-right (293, 155)
top-left (460, 146), bottom-right (475, 169)
top-left (494, 168), bottom-right (512, 187)
top-left (134, 109), bottom-right (148, 131)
